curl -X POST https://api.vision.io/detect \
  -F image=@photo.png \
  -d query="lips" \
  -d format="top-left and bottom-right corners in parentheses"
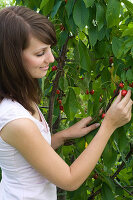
top-left (40, 66), bottom-right (49, 71)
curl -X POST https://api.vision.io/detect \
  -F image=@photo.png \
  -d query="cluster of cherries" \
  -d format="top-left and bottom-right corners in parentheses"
top-left (56, 89), bottom-right (64, 111)
top-left (102, 82), bottom-right (130, 119)
top-left (86, 89), bottom-right (95, 95)
top-left (52, 64), bottom-right (132, 116)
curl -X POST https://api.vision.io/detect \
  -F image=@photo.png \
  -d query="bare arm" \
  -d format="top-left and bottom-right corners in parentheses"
top-left (1, 90), bottom-right (132, 191)
top-left (51, 117), bottom-right (100, 150)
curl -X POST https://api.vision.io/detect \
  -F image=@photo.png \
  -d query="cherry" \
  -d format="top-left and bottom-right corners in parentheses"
top-left (109, 56), bottom-right (113, 64)
top-left (60, 24), bottom-right (65, 31)
top-left (81, 77), bottom-right (84, 80)
top-left (56, 89), bottom-right (60, 94)
top-left (119, 82), bottom-right (124, 88)
top-left (86, 90), bottom-right (89, 95)
top-left (121, 90), bottom-right (127, 97)
top-left (58, 100), bottom-right (62, 104)
top-left (93, 173), bottom-right (98, 179)
top-left (129, 82), bottom-right (133, 88)
top-left (52, 66), bottom-right (57, 71)
top-left (90, 89), bottom-right (94, 95)
top-left (65, 0), bottom-right (67, 3)
top-left (101, 113), bottom-right (106, 119)
top-left (59, 105), bottom-right (64, 111)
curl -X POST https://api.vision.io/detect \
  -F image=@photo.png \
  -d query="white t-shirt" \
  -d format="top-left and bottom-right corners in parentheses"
top-left (0, 98), bottom-right (57, 200)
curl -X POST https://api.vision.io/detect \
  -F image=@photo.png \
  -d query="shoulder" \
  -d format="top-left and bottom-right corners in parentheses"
top-left (0, 98), bottom-right (35, 133)
top-left (1, 117), bottom-right (41, 146)
top-left (0, 98), bottom-right (24, 113)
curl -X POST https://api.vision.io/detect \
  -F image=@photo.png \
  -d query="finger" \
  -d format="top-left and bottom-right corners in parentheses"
top-left (126, 107), bottom-right (132, 122)
top-left (119, 90), bottom-right (131, 107)
top-left (99, 108), bottom-right (103, 115)
top-left (84, 123), bottom-right (100, 133)
top-left (113, 90), bottom-right (122, 105)
top-left (125, 99), bottom-right (133, 112)
top-left (82, 116), bottom-right (92, 126)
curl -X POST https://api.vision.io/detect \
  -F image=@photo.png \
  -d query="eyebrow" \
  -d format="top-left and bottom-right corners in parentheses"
top-left (33, 47), bottom-right (48, 53)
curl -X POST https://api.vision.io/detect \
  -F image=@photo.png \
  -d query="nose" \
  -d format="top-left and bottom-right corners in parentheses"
top-left (46, 48), bottom-right (55, 64)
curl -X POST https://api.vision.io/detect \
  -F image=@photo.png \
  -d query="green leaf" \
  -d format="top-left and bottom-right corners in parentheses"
top-left (64, 88), bottom-right (79, 120)
top-left (88, 25), bottom-right (98, 46)
top-left (102, 142), bottom-right (117, 168)
top-left (126, 69), bottom-right (133, 81)
top-left (51, 1), bottom-right (62, 18)
top-left (78, 40), bottom-right (91, 72)
top-left (40, 0), bottom-right (49, 10)
top-left (106, 0), bottom-right (120, 28)
top-left (131, 47), bottom-right (133, 57)
top-left (112, 37), bottom-right (123, 58)
top-left (58, 31), bottom-right (68, 48)
top-left (73, 0), bottom-right (90, 30)
top-left (101, 182), bottom-right (115, 200)
top-left (83, 0), bottom-right (95, 8)
top-left (97, 26), bottom-right (106, 41)
top-left (59, 76), bottom-right (68, 92)
top-left (101, 67), bottom-right (111, 83)
top-left (41, 0), bottom-right (55, 16)
top-left (121, 71), bottom-right (126, 82)
top-left (122, 0), bottom-right (133, 16)
top-left (116, 127), bottom-right (129, 153)
top-left (96, 3), bottom-right (105, 31)
top-left (102, 176), bottom-right (116, 192)
top-left (122, 23), bottom-right (133, 37)
top-left (65, 0), bottom-right (75, 18)
top-left (87, 99), bottom-right (93, 116)
top-left (65, 14), bottom-right (78, 34)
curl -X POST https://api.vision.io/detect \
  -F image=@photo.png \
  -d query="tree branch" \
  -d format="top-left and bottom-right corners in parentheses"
top-left (111, 144), bottom-right (133, 179)
top-left (47, 36), bottom-right (70, 132)
top-left (88, 144), bottom-right (133, 199)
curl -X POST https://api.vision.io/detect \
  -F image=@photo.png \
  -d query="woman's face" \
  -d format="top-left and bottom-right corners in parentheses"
top-left (22, 36), bottom-right (55, 78)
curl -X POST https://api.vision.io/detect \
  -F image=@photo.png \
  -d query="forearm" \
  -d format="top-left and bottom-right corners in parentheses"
top-left (68, 120), bottom-right (115, 190)
top-left (51, 129), bottom-right (67, 150)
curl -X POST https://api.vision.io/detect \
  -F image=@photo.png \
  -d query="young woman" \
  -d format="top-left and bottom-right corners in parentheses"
top-left (0, 6), bottom-right (132, 200)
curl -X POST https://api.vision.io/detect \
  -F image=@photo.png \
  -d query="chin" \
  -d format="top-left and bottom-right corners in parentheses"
top-left (33, 72), bottom-right (47, 79)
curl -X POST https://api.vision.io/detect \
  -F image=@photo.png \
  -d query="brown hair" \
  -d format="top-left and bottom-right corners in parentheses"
top-left (0, 6), bottom-right (57, 114)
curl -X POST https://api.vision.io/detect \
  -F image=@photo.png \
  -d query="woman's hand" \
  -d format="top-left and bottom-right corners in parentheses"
top-left (52, 117), bottom-right (100, 149)
top-left (103, 90), bottom-right (132, 131)
top-left (64, 117), bottom-right (100, 140)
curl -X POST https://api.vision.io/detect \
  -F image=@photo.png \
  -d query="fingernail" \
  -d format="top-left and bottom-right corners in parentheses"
top-left (96, 123), bottom-right (100, 127)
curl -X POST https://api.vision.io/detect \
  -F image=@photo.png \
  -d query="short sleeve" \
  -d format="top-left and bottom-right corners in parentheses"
top-left (0, 98), bottom-right (33, 131)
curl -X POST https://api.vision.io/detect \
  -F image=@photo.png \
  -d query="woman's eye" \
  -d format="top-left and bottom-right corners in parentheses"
top-left (36, 51), bottom-right (45, 57)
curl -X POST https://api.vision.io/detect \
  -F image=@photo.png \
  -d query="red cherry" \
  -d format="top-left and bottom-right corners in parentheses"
top-left (56, 90), bottom-right (60, 94)
top-left (93, 173), bottom-right (98, 179)
top-left (129, 82), bottom-right (133, 88)
top-left (58, 100), bottom-right (62, 104)
top-left (86, 90), bottom-right (89, 95)
top-left (52, 66), bottom-right (57, 71)
top-left (109, 57), bottom-right (113, 64)
top-left (90, 89), bottom-right (94, 95)
top-left (65, 0), bottom-right (67, 3)
top-left (81, 77), bottom-right (84, 80)
top-left (60, 24), bottom-right (65, 31)
top-left (121, 90), bottom-right (127, 97)
top-left (101, 113), bottom-right (106, 119)
top-left (119, 82), bottom-right (124, 88)
top-left (59, 105), bottom-right (64, 111)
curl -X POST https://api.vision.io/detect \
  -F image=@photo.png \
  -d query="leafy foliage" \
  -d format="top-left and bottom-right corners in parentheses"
top-left (1, 0), bottom-right (133, 199)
